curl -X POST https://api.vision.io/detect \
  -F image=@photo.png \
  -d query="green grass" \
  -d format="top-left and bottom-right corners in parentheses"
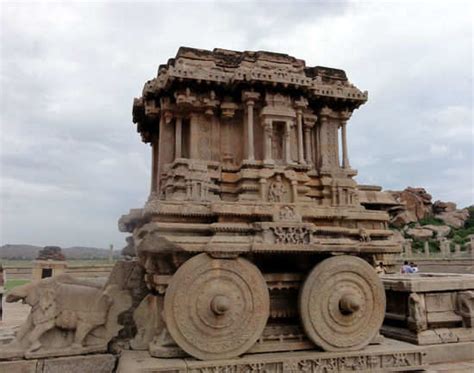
top-left (5, 279), bottom-right (30, 291)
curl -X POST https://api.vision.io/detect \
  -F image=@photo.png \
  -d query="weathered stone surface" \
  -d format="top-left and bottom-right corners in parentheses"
top-left (105, 260), bottom-right (146, 349)
top-left (130, 294), bottom-right (160, 350)
top-left (436, 209), bottom-right (470, 228)
top-left (41, 354), bottom-right (116, 373)
top-left (423, 224), bottom-right (451, 238)
top-left (0, 359), bottom-right (38, 373)
top-left (382, 273), bottom-right (474, 346)
top-left (119, 46), bottom-right (406, 360)
top-left (390, 187), bottom-right (433, 221)
top-left (406, 227), bottom-right (433, 240)
top-left (433, 200), bottom-right (457, 214)
top-left (117, 341), bottom-right (427, 372)
top-left (2, 274), bottom-right (131, 359)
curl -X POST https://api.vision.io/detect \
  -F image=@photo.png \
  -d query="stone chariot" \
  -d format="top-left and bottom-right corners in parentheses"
top-left (121, 47), bottom-right (401, 361)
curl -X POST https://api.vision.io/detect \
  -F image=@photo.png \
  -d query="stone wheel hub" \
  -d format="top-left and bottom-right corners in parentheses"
top-left (164, 253), bottom-right (270, 360)
top-left (299, 255), bottom-right (386, 351)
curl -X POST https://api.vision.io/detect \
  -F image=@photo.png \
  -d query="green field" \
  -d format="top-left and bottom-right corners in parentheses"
top-left (5, 279), bottom-right (30, 291)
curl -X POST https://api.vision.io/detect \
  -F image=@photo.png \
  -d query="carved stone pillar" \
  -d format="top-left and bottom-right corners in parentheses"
top-left (424, 241), bottom-right (430, 257)
top-left (341, 121), bottom-right (350, 169)
top-left (296, 109), bottom-right (305, 164)
top-left (189, 114), bottom-right (199, 160)
top-left (246, 101), bottom-right (255, 160)
top-left (175, 116), bottom-right (182, 160)
top-left (303, 114), bottom-right (316, 165)
top-left (151, 136), bottom-right (159, 194)
top-left (284, 120), bottom-right (292, 164)
top-left (319, 111), bottom-right (330, 169)
top-left (291, 180), bottom-right (298, 203)
top-left (340, 110), bottom-right (352, 169)
top-left (242, 91), bottom-right (260, 161)
top-left (263, 120), bottom-right (273, 165)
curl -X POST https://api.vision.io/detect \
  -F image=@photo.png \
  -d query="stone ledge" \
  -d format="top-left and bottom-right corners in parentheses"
top-left (117, 339), bottom-right (427, 372)
top-left (0, 354), bottom-right (116, 373)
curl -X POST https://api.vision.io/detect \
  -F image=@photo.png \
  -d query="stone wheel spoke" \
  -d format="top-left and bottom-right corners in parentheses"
top-left (164, 253), bottom-right (269, 360)
top-left (299, 255), bottom-right (385, 351)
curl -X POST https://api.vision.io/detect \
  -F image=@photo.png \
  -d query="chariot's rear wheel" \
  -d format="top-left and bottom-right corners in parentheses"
top-left (163, 253), bottom-right (269, 360)
top-left (299, 255), bottom-right (385, 351)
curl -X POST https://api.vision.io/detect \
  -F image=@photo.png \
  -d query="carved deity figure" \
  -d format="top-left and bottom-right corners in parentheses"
top-left (268, 175), bottom-right (286, 202)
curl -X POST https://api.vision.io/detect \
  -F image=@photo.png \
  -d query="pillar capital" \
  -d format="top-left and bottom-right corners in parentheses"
top-left (340, 109), bottom-right (353, 122)
top-left (242, 90), bottom-right (261, 104)
top-left (294, 96), bottom-right (308, 111)
top-left (319, 106), bottom-right (333, 118)
top-left (303, 113), bottom-right (317, 128)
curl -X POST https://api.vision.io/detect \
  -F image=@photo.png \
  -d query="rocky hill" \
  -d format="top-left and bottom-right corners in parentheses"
top-left (0, 244), bottom-right (119, 260)
top-left (383, 187), bottom-right (473, 254)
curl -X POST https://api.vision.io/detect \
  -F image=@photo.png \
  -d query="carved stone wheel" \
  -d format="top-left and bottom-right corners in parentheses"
top-left (163, 253), bottom-right (270, 360)
top-left (299, 255), bottom-right (385, 351)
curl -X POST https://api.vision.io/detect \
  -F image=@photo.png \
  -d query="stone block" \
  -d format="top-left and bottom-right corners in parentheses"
top-left (117, 342), bottom-right (427, 372)
top-left (0, 359), bottom-right (38, 373)
top-left (41, 354), bottom-right (116, 373)
top-left (382, 273), bottom-right (474, 346)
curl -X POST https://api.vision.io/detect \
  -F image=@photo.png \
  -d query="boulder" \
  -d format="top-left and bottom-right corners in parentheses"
top-left (389, 187), bottom-right (433, 221)
top-left (433, 200), bottom-right (457, 214)
top-left (406, 228), bottom-right (433, 240)
top-left (390, 210), bottom-right (417, 228)
top-left (436, 209), bottom-right (470, 228)
top-left (391, 229), bottom-right (406, 244)
top-left (423, 224), bottom-right (451, 238)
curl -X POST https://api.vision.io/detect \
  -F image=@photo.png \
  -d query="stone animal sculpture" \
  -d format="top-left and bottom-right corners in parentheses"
top-left (6, 274), bottom-right (120, 353)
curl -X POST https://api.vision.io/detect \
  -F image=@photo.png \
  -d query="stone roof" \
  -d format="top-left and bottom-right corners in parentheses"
top-left (141, 47), bottom-right (367, 104)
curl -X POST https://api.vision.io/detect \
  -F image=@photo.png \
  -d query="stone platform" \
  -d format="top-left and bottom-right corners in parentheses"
top-left (117, 339), bottom-right (427, 372)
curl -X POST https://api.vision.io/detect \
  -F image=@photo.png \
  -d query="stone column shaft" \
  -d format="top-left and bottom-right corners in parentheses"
top-left (304, 127), bottom-right (312, 164)
top-left (189, 114), bottom-right (199, 159)
top-left (285, 120), bottom-right (291, 163)
top-left (319, 118), bottom-right (329, 169)
top-left (151, 139), bottom-right (159, 194)
top-left (263, 121), bottom-right (273, 164)
top-left (247, 102), bottom-right (255, 160)
top-left (175, 116), bottom-right (182, 159)
top-left (296, 111), bottom-right (305, 164)
top-left (341, 121), bottom-right (350, 169)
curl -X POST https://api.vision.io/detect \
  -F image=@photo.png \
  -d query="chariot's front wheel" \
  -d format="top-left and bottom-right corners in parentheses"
top-left (163, 253), bottom-right (269, 360)
top-left (299, 255), bottom-right (385, 351)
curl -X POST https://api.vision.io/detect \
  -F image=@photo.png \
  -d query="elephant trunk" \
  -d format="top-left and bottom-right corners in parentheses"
top-left (6, 282), bottom-right (34, 303)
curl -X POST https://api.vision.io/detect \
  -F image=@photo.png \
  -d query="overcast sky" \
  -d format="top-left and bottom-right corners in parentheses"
top-left (1, 0), bottom-right (472, 250)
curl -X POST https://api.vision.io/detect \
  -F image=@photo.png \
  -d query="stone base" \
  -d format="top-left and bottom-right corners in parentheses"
top-left (117, 339), bottom-right (427, 372)
top-left (0, 354), bottom-right (116, 373)
top-left (382, 325), bottom-right (474, 345)
top-left (0, 343), bottom-right (108, 360)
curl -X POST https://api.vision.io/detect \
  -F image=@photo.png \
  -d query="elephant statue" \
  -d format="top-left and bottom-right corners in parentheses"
top-left (5, 273), bottom-right (131, 355)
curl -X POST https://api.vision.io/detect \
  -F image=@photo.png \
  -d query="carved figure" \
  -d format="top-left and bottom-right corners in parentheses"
top-left (279, 206), bottom-right (297, 221)
top-left (5, 274), bottom-right (129, 354)
top-left (268, 175), bottom-right (286, 202)
top-left (407, 293), bottom-right (427, 332)
top-left (455, 291), bottom-right (474, 327)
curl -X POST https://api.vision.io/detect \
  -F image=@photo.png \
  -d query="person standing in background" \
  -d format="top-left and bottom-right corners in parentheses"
top-left (375, 262), bottom-right (386, 275)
